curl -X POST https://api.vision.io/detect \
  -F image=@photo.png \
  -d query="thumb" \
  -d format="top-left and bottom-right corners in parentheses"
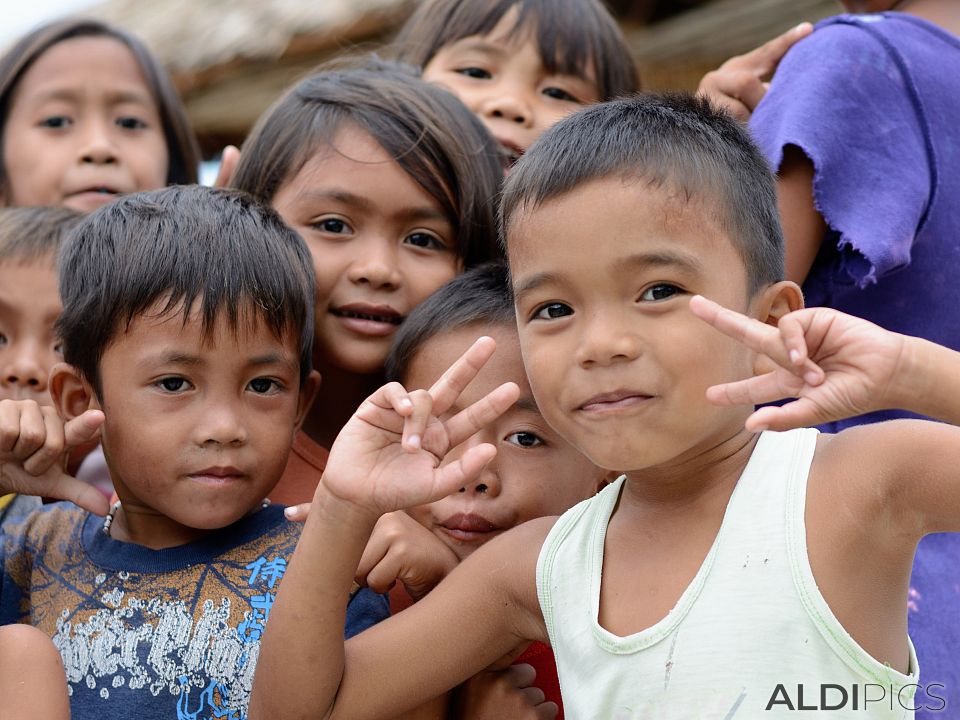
top-left (283, 502), bottom-right (311, 522)
top-left (750, 22), bottom-right (813, 74)
top-left (213, 146), bottom-right (241, 188)
top-left (64, 410), bottom-right (104, 449)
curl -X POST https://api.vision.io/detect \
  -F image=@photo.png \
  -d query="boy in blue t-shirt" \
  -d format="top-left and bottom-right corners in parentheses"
top-left (0, 186), bottom-right (388, 720)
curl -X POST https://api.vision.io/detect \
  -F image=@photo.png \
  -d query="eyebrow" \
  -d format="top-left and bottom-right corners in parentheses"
top-left (513, 250), bottom-right (704, 301)
top-left (139, 351), bottom-right (295, 371)
top-left (446, 39), bottom-right (505, 60)
top-left (297, 189), bottom-right (447, 224)
top-left (32, 88), bottom-right (154, 107)
top-left (514, 395), bottom-right (541, 414)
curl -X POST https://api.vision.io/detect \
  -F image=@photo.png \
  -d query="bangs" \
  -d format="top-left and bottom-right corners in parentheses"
top-left (394, 0), bottom-right (638, 100)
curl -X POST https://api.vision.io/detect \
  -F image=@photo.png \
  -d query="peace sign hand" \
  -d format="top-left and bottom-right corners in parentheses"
top-left (322, 337), bottom-right (519, 516)
top-left (690, 296), bottom-right (907, 432)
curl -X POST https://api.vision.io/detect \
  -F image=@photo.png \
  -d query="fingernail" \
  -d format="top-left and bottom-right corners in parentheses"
top-left (789, 349), bottom-right (800, 364)
top-left (408, 434), bottom-right (421, 450)
top-left (400, 398), bottom-right (412, 410)
top-left (284, 506), bottom-right (298, 518)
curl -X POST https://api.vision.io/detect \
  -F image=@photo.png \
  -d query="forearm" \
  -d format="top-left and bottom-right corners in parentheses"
top-left (889, 336), bottom-right (960, 425)
top-left (250, 485), bottom-right (379, 720)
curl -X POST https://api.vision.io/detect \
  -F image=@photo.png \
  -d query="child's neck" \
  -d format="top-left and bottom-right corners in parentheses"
top-left (897, 0), bottom-right (960, 34)
top-left (620, 427), bottom-right (759, 513)
top-left (105, 498), bottom-right (268, 550)
top-left (301, 361), bottom-right (385, 451)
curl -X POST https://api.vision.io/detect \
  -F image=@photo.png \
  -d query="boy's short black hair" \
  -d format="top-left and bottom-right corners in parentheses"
top-left (501, 93), bottom-right (784, 294)
top-left (392, 0), bottom-right (639, 101)
top-left (232, 57), bottom-right (503, 267)
top-left (0, 206), bottom-right (83, 264)
top-left (386, 263), bottom-right (513, 383)
top-left (56, 186), bottom-right (315, 396)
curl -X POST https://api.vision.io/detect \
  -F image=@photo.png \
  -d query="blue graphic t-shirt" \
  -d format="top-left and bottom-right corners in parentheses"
top-left (0, 502), bottom-right (389, 720)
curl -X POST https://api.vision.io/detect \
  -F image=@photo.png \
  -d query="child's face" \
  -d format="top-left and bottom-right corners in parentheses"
top-left (2, 36), bottom-right (169, 212)
top-left (0, 259), bottom-right (61, 405)
top-left (272, 125), bottom-right (460, 375)
top-left (75, 303), bottom-right (306, 543)
top-left (422, 8), bottom-right (599, 164)
top-left (509, 177), bottom-right (760, 473)
top-left (405, 324), bottom-right (606, 560)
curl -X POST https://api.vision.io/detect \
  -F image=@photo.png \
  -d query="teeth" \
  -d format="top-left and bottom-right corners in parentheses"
top-left (338, 310), bottom-right (402, 325)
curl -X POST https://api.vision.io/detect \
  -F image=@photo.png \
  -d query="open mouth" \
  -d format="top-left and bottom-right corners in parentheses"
top-left (498, 141), bottom-right (524, 169)
top-left (331, 308), bottom-right (403, 325)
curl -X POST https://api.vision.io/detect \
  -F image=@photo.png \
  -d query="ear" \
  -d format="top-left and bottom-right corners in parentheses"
top-left (293, 369), bottom-right (321, 433)
top-left (49, 362), bottom-right (100, 421)
top-left (750, 280), bottom-right (804, 328)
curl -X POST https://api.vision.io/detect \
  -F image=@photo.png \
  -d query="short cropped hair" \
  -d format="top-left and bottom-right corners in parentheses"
top-left (0, 206), bottom-right (83, 264)
top-left (232, 58), bottom-right (503, 267)
top-left (392, 0), bottom-right (639, 102)
top-left (0, 19), bottom-right (200, 195)
top-left (56, 186), bottom-right (315, 395)
top-left (386, 262), bottom-right (513, 383)
top-left (501, 93), bottom-right (784, 294)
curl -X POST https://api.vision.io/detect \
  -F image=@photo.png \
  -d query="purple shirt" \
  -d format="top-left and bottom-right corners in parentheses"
top-left (751, 13), bottom-right (960, 717)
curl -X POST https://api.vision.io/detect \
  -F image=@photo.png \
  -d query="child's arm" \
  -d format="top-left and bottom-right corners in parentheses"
top-left (0, 400), bottom-right (108, 515)
top-left (690, 295), bottom-right (960, 532)
top-left (250, 338), bottom-right (551, 720)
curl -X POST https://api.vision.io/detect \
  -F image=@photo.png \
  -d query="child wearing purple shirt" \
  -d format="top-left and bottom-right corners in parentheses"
top-left (749, 2), bottom-right (960, 715)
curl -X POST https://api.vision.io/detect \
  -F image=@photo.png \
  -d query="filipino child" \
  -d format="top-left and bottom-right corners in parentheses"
top-left (0, 186), bottom-right (389, 719)
top-left (252, 94), bottom-right (958, 719)
top-left (231, 59), bottom-right (503, 504)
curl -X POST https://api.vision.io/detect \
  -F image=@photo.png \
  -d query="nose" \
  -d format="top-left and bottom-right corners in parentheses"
top-left (1, 339), bottom-right (48, 392)
top-left (78, 118), bottom-right (118, 166)
top-left (193, 399), bottom-right (247, 447)
top-left (575, 311), bottom-right (642, 368)
top-left (455, 432), bottom-right (501, 498)
top-left (346, 237), bottom-right (403, 290)
top-left (479, 88), bottom-right (534, 128)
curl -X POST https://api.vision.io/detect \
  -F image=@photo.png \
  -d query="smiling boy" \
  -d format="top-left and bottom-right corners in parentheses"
top-left (0, 186), bottom-right (389, 719)
top-left (248, 94), bottom-right (960, 720)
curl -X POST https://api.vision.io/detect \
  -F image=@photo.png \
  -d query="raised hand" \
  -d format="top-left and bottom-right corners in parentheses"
top-left (322, 337), bottom-right (519, 516)
top-left (697, 22), bottom-right (813, 121)
top-left (0, 400), bottom-right (108, 515)
top-left (690, 296), bottom-right (906, 431)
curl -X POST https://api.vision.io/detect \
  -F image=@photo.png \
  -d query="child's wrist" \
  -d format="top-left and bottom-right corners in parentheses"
top-left (885, 336), bottom-right (960, 423)
top-left (312, 479), bottom-right (382, 529)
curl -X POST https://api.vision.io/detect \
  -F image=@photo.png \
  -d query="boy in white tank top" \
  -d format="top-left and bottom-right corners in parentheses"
top-left (211, 95), bottom-right (960, 717)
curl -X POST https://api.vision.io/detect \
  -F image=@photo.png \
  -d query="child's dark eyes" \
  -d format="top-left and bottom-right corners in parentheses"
top-left (505, 431), bottom-right (544, 448)
top-left (313, 218), bottom-right (351, 235)
top-left (0, 332), bottom-right (7, 347)
top-left (404, 232), bottom-right (446, 251)
top-left (640, 284), bottom-right (682, 302)
top-left (455, 67), bottom-right (492, 80)
top-left (533, 302), bottom-right (573, 320)
top-left (116, 116), bottom-right (147, 130)
top-left (156, 377), bottom-right (190, 393)
top-left (248, 377), bottom-right (281, 395)
top-left (38, 116), bottom-right (71, 129)
top-left (542, 87), bottom-right (580, 103)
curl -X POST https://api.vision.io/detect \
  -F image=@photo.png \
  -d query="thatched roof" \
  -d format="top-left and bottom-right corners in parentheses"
top-left (83, 0), bottom-right (416, 150)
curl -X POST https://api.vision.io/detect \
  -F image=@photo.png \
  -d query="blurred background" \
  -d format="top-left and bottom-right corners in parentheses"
top-left (1, 0), bottom-right (839, 160)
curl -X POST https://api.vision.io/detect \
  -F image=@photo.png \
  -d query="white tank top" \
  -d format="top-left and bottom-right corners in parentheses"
top-left (536, 428), bottom-right (918, 719)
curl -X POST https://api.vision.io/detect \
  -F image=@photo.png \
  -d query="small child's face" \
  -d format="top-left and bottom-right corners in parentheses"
top-left (84, 303), bottom-right (305, 540)
top-left (0, 259), bottom-right (62, 405)
top-left (405, 324), bottom-right (606, 560)
top-left (2, 36), bottom-right (169, 212)
top-left (422, 8), bottom-right (599, 165)
top-left (272, 124), bottom-right (460, 375)
top-left (509, 177), bottom-right (759, 473)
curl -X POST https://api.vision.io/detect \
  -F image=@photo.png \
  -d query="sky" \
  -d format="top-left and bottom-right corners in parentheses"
top-left (0, 0), bottom-right (98, 46)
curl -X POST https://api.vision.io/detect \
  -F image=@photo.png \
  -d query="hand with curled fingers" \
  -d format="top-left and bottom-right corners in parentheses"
top-left (690, 296), bottom-right (907, 432)
top-left (321, 337), bottom-right (520, 517)
top-left (354, 511), bottom-right (459, 599)
top-left (452, 664), bottom-right (558, 720)
top-left (697, 22), bottom-right (812, 121)
top-left (0, 400), bottom-right (108, 515)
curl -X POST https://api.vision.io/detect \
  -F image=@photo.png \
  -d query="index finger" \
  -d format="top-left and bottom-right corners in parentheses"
top-left (689, 295), bottom-right (789, 366)
top-left (427, 336), bottom-right (497, 416)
